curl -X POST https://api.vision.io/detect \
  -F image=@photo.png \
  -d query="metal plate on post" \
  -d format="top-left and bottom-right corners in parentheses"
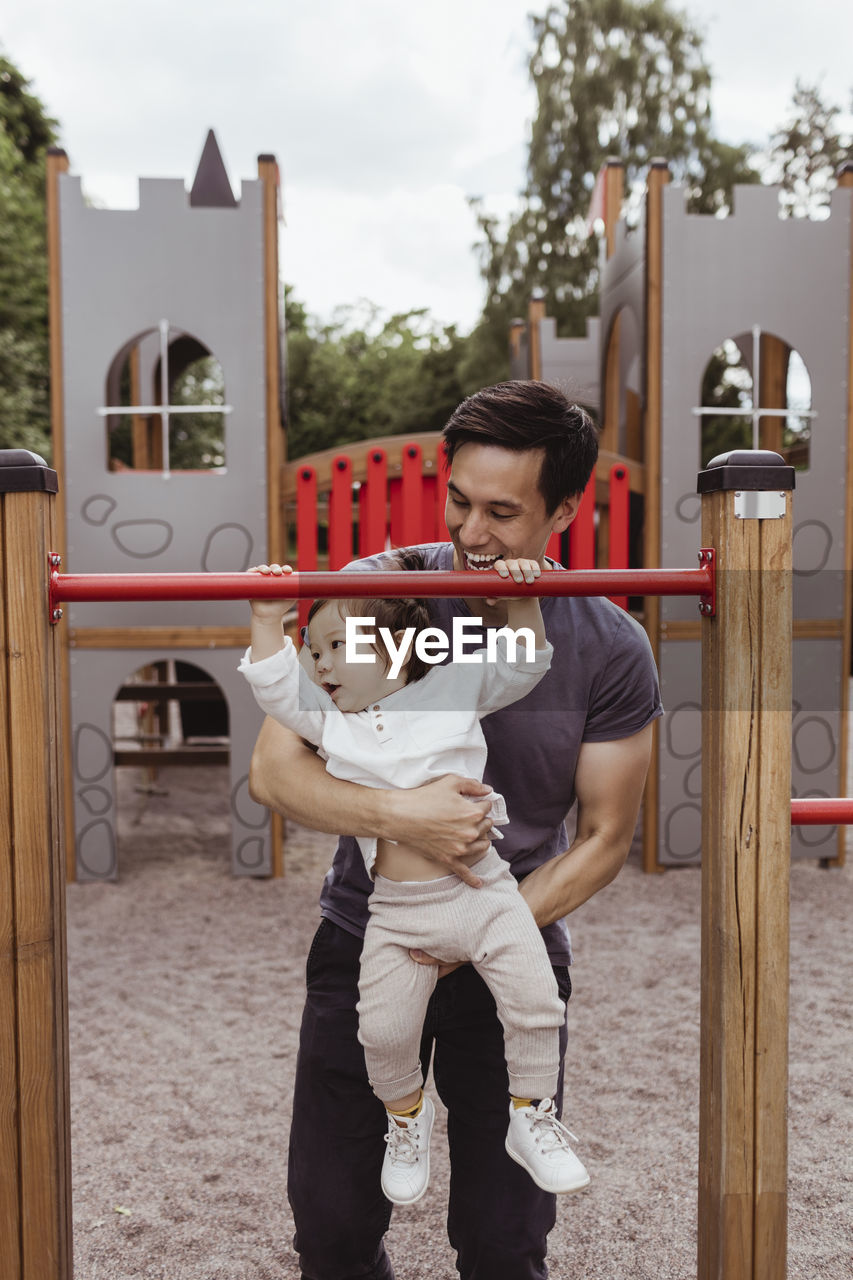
top-left (734, 490), bottom-right (787, 520)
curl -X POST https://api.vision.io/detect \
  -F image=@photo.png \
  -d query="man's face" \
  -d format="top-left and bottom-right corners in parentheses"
top-left (445, 442), bottom-right (577, 620)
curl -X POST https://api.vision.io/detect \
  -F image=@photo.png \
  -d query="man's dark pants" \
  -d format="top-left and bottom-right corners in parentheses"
top-left (288, 918), bottom-right (571, 1280)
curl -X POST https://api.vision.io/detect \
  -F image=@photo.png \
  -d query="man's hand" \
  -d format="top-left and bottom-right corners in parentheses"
top-left (249, 721), bottom-right (495, 883)
top-left (386, 774), bottom-right (495, 888)
top-left (409, 950), bottom-right (463, 980)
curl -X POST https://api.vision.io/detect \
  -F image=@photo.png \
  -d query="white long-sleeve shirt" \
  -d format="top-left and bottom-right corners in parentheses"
top-left (239, 635), bottom-right (552, 875)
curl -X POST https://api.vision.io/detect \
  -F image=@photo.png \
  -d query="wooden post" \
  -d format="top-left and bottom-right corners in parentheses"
top-left (258, 153), bottom-right (284, 562)
top-left (642, 159), bottom-right (670, 873)
top-left (45, 147), bottom-right (77, 884)
top-left (698, 449), bottom-right (794, 1280)
top-left (758, 335), bottom-right (790, 457)
top-left (603, 157), bottom-right (624, 261)
top-left (258, 153), bottom-right (286, 877)
top-left (0, 451), bottom-right (72, 1280)
top-left (601, 314), bottom-right (622, 455)
top-left (837, 161), bottom-right (853, 869)
top-left (509, 318), bottom-right (527, 375)
top-left (527, 295), bottom-right (546, 380)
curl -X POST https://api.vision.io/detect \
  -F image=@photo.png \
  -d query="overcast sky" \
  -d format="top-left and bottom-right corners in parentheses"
top-left (5, 0), bottom-right (852, 332)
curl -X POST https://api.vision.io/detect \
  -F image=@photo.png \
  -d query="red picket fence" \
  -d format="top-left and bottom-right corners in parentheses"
top-left (291, 437), bottom-right (634, 626)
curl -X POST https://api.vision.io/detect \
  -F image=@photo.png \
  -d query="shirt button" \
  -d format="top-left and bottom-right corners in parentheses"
top-left (376, 723), bottom-right (384, 732)
top-left (373, 705), bottom-right (381, 712)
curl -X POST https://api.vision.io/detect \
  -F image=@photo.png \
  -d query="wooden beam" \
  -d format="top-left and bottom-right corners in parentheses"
top-left (283, 432), bottom-right (446, 500)
top-left (66, 626), bottom-right (253, 650)
top-left (128, 346), bottom-right (153, 470)
top-left (758, 335), bottom-right (789, 457)
top-left (509, 318), bottom-right (527, 369)
top-left (527, 295), bottom-right (546, 381)
top-left (285, 434), bottom-right (644, 502)
top-left (642, 160), bottom-right (670, 873)
top-left (45, 148), bottom-right (77, 883)
top-left (114, 682), bottom-right (226, 702)
top-left (114, 748), bottom-right (229, 767)
top-left (625, 387), bottom-right (643, 463)
top-left (45, 151), bottom-right (68, 540)
top-left (836, 163), bottom-right (853, 869)
top-left (258, 154), bottom-right (284, 564)
top-left (661, 617), bottom-right (843, 643)
top-left (0, 476), bottom-right (20, 1279)
top-left (601, 313), bottom-right (621, 455)
top-left (0, 479), bottom-right (72, 1280)
top-left (699, 467), bottom-right (792, 1280)
top-left (603, 158), bottom-right (624, 260)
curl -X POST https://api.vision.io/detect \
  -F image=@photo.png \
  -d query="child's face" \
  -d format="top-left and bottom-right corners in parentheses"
top-left (305, 603), bottom-right (394, 713)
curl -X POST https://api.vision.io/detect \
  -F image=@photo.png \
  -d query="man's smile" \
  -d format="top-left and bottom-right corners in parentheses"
top-left (462, 551), bottom-right (502, 571)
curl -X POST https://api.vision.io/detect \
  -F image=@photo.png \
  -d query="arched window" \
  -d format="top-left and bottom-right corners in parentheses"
top-left (102, 322), bottom-right (232, 474)
top-left (696, 327), bottom-right (813, 470)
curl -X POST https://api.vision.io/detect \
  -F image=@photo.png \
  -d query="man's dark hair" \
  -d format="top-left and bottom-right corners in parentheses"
top-left (442, 381), bottom-right (599, 514)
top-left (306, 549), bottom-right (432, 683)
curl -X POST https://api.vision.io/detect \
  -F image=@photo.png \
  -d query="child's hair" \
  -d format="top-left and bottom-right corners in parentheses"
top-left (306, 549), bottom-right (432, 683)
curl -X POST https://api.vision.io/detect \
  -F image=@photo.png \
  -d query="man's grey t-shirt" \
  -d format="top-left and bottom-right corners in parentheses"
top-left (317, 542), bottom-right (663, 964)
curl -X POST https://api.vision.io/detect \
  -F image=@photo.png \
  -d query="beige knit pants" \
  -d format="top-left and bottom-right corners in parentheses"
top-left (356, 847), bottom-right (565, 1104)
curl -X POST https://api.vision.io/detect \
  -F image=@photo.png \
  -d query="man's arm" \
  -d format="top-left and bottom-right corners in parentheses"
top-left (518, 724), bottom-right (654, 927)
top-left (249, 716), bottom-right (494, 885)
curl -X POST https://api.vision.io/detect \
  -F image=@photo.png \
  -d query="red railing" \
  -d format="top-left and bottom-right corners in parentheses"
top-left (294, 442), bottom-right (635, 626)
top-left (56, 559), bottom-right (853, 831)
top-left (50, 563), bottom-right (715, 608)
top-left (791, 798), bottom-right (853, 825)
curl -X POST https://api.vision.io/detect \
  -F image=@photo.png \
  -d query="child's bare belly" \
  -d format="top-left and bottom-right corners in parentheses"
top-left (374, 838), bottom-right (482, 882)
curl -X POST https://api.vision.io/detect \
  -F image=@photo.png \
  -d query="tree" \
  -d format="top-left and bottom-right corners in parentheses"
top-left (698, 341), bottom-right (753, 468)
top-left (0, 53), bottom-right (58, 457)
top-left (468, 0), bottom-right (759, 384)
top-left (284, 291), bottom-right (470, 459)
top-left (761, 80), bottom-right (850, 219)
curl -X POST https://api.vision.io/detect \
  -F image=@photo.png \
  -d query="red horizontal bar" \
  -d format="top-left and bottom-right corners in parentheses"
top-left (51, 565), bottom-right (714, 605)
top-left (791, 798), bottom-right (853, 826)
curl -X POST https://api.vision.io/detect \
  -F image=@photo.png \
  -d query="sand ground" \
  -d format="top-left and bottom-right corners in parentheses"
top-left (67, 764), bottom-right (853, 1279)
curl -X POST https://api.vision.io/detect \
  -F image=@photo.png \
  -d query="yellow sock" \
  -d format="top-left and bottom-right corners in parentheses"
top-left (388, 1091), bottom-right (423, 1120)
top-left (511, 1096), bottom-right (536, 1110)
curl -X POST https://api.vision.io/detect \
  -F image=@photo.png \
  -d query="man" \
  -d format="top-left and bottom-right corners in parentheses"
top-left (249, 380), bottom-right (662, 1279)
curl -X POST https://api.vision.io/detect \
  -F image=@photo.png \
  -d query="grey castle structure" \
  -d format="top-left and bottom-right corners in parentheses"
top-left (512, 171), bottom-right (853, 866)
top-left (51, 133), bottom-right (284, 880)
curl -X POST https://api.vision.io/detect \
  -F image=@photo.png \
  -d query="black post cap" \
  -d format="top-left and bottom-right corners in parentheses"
top-left (0, 449), bottom-right (59, 494)
top-left (697, 449), bottom-right (795, 494)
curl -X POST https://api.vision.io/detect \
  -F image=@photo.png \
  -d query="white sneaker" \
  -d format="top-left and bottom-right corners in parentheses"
top-left (380, 1094), bottom-right (435, 1205)
top-left (505, 1098), bottom-right (591, 1194)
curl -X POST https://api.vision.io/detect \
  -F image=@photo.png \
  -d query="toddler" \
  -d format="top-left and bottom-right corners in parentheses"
top-left (239, 554), bottom-right (589, 1204)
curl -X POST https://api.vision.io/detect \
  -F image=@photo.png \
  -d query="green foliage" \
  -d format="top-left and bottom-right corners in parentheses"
top-left (168, 356), bottom-right (227, 469)
top-left (0, 56), bottom-right (57, 164)
top-left (0, 325), bottom-right (51, 455)
top-left (699, 342), bottom-right (752, 468)
top-left (761, 80), bottom-right (850, 218)
top-left (469, 0), bottom-right (759, 374)
top-left (0, 53), bottom-right (57, 457)
top-left (285, 291), bottom-right (471, 459)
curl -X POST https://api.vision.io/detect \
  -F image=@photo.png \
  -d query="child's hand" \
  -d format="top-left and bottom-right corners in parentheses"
top-left (493, 559), bottom-right (546, 645)
top-left (493, 558), bottom-right (541, 585)
top-left (248, 563), bottom-right (294, 620)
